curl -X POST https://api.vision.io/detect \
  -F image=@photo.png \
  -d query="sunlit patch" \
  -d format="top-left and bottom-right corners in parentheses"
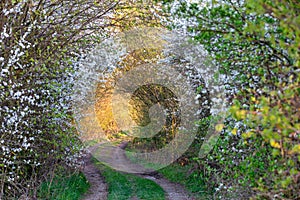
top-left (74, 27), bottom-right (227, 173)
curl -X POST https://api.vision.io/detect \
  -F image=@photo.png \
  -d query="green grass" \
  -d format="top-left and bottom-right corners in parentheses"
top-left (132, 176), bottom-right (165, 200)
top-left (93, 158), bottom-right (165, 200)
top-left (125, 144), bottom-right (213, 199)
top-left (37, 171), bottom-right (89, 200)
top-left (159, 163), bottom-right (212, 199)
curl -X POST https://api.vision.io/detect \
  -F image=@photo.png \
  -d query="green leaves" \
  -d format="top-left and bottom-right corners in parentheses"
top-left (0, 0), bottom-right (120, 197)
top-left (162, 0), bottom-right (300, 198)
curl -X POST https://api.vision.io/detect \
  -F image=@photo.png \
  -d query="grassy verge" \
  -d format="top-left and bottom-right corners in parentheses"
top-left (92, 158), bottom-right (165, 200)
top-left (37, 171), bottom-right (89, 200)
top-left (159, 163), bottom-right (212, 199)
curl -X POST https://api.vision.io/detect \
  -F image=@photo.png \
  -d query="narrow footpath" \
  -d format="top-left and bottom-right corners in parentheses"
top-left (82, 142), bottom-right (195, 200)
top-left (82, 153), bottom-right (108, 200)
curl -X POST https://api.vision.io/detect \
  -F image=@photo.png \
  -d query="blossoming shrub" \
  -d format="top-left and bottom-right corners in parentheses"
top-left (0, 0), bottom-right (116, 198)
top-left (161, 0), bottom-right (300, 199)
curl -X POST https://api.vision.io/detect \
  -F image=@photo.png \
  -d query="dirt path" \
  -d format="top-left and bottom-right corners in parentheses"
top-left (81, 153), bottom-right (108, 200)
top-left (91, 141), bottom-right (195, 200)
top-left (92, 141), bottom-right (154, 174)
top-left (141, 174), bottom-right (195, 200)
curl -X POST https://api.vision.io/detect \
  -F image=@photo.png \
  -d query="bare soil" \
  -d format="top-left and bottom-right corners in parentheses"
top-left (81, 153), bottom-right (108, 200)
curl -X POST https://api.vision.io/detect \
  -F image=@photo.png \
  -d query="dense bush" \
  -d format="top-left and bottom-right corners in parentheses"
top-left (0, 0), bottom-right (116, 198)
top-left (161, 0), bottom-right (300, 199)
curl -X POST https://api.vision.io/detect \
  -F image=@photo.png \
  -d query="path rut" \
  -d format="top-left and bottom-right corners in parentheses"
top-left (91, 141), bottom-right (195, 200)
top-left (81, 153), bottom-right (108, 200)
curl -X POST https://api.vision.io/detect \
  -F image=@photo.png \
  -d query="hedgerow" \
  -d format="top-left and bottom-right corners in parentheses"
top-left (0, 0), bottom-right (116, 198)
top-left (161, 0), bottom-right (300, 199)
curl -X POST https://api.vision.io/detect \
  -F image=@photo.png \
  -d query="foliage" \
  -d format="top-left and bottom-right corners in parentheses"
top-left (109, 0), bottom-right (164, 32)
top-left (159, 163), bottom-right (212, 199)
top-left (161, 0), bottom-right (300, 199)
top-left (93, 28), bottom-right (211, 157)
top-left (37, 171), bottom-right (89, 200)
top-left (0, 0), bottom-right (116, 198)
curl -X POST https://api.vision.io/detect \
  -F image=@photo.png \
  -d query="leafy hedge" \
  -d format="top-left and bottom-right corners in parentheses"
top-left (0, 0), bottom-right (116, 198)
top-left (161, 0), bottom-right (300, 199)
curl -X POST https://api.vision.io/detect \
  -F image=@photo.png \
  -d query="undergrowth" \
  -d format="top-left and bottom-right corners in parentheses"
top-left (37, 171), bottom-right (89, 200)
